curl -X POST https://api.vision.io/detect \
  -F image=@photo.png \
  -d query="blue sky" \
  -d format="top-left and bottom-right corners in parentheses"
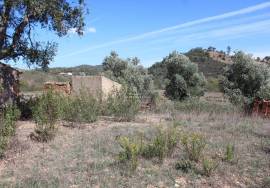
top-left (14, 0), bottom-right (270, 68)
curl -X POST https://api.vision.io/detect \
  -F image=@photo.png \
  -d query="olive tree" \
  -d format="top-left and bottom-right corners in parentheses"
top-left (220, 51), bottom-right (270, 105)
top-left (0, 0), bottom-right (86, 68)
top-left (102, 51), bottom-right (154, 99)
top-left (163, 51), bottom-right (206, 100)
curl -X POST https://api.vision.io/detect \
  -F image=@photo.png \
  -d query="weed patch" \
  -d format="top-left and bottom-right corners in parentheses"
top-left (105, 88), bottom-right (140, 121)
top-left (224, 143), bottom-right (235, 163)
top-left (181, 132), bottom-right (206, 162)
top-left (202, 158), bottom-right (219, 177)
top-left (61, 91), bottom-right (100, 125)
top-left (0, 105), bottom-right (20, 157)
top-left (141, 127), bottom-right (179, 162)
top-left (31, 91), bottom-right (62, 142)
top-left (116, 136), bottom-right (140, 171)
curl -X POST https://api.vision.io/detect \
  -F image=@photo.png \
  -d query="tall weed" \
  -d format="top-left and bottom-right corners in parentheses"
top-left (61, 91), bottom-right (100, 125)
top-left (0, 105), bottom-right (20, 157)
top-left (181, 132), bottom-right (206, 162)
top-left (117, 136), bottom-right (140, 171)
top-left (105, 88), bottom-right (140, 121)
top-left (31, 91), bottom-right (62, 142)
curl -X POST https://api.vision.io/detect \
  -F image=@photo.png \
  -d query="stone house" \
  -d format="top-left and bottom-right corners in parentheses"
top-left (0, 62), bottom-right (22, 107)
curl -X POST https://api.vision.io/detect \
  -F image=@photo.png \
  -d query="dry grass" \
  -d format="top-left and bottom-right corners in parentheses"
top-left (0, 103), bottom-right (269, 187)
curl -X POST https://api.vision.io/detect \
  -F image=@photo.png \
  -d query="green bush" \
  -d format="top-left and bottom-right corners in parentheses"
top-left (105, 87), bottom-right (140, 121)
top-left (141, 127), bottom-right (179, 162)
top-left (224, 143), bottom-right (235, 162)
top-left (61, 91), bottom-right (100, 125)
top-left (181, 132), bottom-right (206, 162)
top-left (103, 51), bottom-right (154, 99)
top-left (0, 105), bottom-right (20, 157)
top-left (141, 130), bottom-right (167, 162)
top-left (262, 177), bottom-right (270, 188)
top-left (150, 92), bottom-right (175, 113)
top-left (163, 51), bottom-right (206, 100)
top-left (202, 158), bottom-right (218, 177)
top-left (220, 51), bottom-right (270, 107)
top-left (117, 136), bottom-right (140, 171)
top-left (31, 91), bottom-right (62, 142)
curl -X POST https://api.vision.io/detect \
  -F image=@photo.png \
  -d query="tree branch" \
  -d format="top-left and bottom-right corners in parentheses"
top-left (0, 0), bottom-right (12, 48)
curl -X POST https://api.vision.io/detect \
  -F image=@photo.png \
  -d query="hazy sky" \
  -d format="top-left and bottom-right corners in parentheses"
top-left (13, 0), bottom-right (270, 68)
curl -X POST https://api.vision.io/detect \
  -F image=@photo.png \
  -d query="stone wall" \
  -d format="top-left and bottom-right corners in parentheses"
top-left (43, 82), bottom-right (72, 95)
top-left (0, 62), bottom-right (21, 107)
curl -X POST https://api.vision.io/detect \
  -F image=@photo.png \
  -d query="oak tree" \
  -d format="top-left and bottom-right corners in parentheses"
top-left (0, 0), bottom-right (86, 68)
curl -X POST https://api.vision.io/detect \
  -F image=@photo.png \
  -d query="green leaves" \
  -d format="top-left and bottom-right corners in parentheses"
top-left (164, 51), bottom-right (206, 100)
top-left (102, 51), bottom-right (154, 99)
top-left (0, 0), bottom-right (85, 67)
top-left (221, 51), bottom-right (270, 105)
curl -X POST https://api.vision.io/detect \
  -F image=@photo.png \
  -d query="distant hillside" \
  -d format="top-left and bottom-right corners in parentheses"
top-left (185, 48), bottom-right (228, 77)
top-left (48, 64), bottom-right (103, 75)
top-left (149, 48), bottom-right (229, 89)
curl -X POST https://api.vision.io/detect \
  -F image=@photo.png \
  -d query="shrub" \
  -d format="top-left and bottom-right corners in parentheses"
top-left (174, 98), bottom-right (237, 114)
top-left (31, 91), bottom-right (62, 142)
top-left (151, 91), bottom-right (175, 114)
top-left (224, 143), bottom-right (235, 162)
top-left (61, 91), bottom-right (100, 125)
top-left (220, 51), bottom-right (270, 108)
top-left (202, 158), bottom-right (218, 177)
top-left (141, 130), bottom-right (167, 162)
top-left (105, 87), bottom-right (140, 121)
top-left (261, 177), bottom-right (270, 188)
top-left (117, 136), bottom-right (140, 171)
top-left (181, 132), bottom-right (206, 162)
top-left (141, 127), bottom-right (179, 162)
top-left (175, 159), bottom-right (193, 173)
top-left (0, 105), bottom-right (20, 157)
top-left (163, 51), bottom-right (206, 100)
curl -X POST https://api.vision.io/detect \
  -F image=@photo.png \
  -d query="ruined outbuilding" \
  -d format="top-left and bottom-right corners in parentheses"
top-left (72, 76), bottom-right (121, 98)
top-left (44, 82), bottom-right (72, 95)
top-left (0, 62), bottom-right (22, 107)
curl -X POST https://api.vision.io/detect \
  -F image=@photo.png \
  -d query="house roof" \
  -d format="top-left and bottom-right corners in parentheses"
top-left (0, 62), bottom-right (22, 74)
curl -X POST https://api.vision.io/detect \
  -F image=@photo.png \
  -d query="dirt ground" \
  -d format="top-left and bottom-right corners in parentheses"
top-left (0, 111), bottom-right (269, 187)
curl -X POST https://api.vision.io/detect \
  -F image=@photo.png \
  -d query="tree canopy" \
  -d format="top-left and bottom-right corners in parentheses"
top-left (164, 51), bottom-right (206, 100)
top-left (102, 51), bottom-right (154, 99)
top-left (220, 51), bottom-right (270, 105)
top-left (0, 0), bottom-right (86, 68)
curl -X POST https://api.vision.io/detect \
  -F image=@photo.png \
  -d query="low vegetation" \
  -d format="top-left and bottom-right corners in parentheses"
top-left (105, 87), bottom-right (140, 121)
top-left (103, 51), bottom-right (154, 99)
top-left (0, 50), bottom-right (269, 187)
top-left (220, 51), bottom-right (270, 108)
top-left (0, 105), bottom-right (20, 157)
top-left (30, 91), bottom-right (62, 142)
top-left (180, 132), bottom-right (206, 162)
top-left (61, 91), bottom-right (100, 125)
